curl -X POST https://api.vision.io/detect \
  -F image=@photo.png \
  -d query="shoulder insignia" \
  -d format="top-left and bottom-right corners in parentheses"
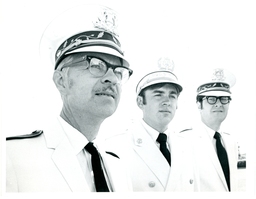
top-left (179, 128), bottom-right (192, 133)
top-left (106, 151), bottom-right (120, 159)
top-left (222, 132), bottom-right (231, 136)
top-left (6, 130), bottom-right (43, 141)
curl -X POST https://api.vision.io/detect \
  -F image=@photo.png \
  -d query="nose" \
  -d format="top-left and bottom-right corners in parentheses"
top-left (162, 102), bottom-right (170, 107)
top-left (101, 68), bottom-right (119, 85)
top-left (215, 99), bottom-right (222, 107)
top-left (162, 97), bottom-right (171, 106)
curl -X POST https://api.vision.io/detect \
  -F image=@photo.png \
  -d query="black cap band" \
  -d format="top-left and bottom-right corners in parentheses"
top-left (197, 82), bottom-right (230, 95)
top-left (55, 31), bottom-right (123, 69)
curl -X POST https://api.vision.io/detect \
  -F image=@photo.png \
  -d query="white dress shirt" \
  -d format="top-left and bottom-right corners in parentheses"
top-left (141, 119), bottom-right (170, 150)
top-left (58, 116), bottom-right (97, 191)
top-left (202, 123), bottom-right (226, 153)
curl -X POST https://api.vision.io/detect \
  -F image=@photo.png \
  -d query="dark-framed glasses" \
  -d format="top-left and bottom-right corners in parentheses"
top-left (61, 55), bottom-right (133, 84)
top-left (203, 96), bottom-right (232, 105)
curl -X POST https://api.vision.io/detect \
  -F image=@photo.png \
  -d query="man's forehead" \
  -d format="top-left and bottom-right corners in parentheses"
top-left (150, 84), bottom-right (179, 93)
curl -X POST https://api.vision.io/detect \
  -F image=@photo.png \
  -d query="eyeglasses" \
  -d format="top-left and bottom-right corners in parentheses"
top-left (61, 55), bottom-right (133, 84)
top-left (203, 96), bottom-right (232, 105)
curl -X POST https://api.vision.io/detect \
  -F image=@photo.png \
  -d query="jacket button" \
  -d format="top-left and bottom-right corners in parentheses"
top-left (148, 181), bottom-right (155, 188)
top-left (189, 179), bottom-right (193, 184)
top-left (137, 138), bottom-right (142, 144)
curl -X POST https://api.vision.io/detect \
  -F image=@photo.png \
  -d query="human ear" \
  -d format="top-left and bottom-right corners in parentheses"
top-left (52, 70), bottom-right (67, 94)
top-left (136, 96), bottom-right (144, 109)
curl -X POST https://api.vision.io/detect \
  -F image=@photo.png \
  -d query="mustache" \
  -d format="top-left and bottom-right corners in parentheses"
top-left (95, 85), bottom-right (117, 93)
top-left (94, 85), bottom-right (118, 98)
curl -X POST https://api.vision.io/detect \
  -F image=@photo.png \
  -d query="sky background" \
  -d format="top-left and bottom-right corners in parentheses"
top-left (1, 0), bottom-right (256, 194)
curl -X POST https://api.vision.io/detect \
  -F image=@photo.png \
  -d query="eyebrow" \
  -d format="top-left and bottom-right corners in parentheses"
top-left (152, 90), bottom-right (164, 94)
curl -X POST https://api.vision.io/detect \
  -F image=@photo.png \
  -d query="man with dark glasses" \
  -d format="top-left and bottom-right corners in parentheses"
top-left (181, 68), bottom-right (238, 191)
top-left (57, 54), bottom-right (132, 84)
top-left (201, 96), bottom-right (231, 105)
top-left (6, 5), bottom-right (133, 192)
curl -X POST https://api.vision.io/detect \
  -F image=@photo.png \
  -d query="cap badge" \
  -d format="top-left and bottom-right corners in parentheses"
top-left (197, 68), bottom-right (230, 94)
top-left (212, 68), bottom-right (226, 81)
top-left (93, 8), bottom-right (119, 37)
top-left (157, 57), bottom-right (174, 72)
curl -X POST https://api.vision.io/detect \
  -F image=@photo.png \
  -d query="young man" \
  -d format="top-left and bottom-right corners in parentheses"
top-left (6, 5), bottom-right (133, 192)
top-left (106, 58), bottom-right (198, 191)
top-left (181, 68), bottom-right (238, 191)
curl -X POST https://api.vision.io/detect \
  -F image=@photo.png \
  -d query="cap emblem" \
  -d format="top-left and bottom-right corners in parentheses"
top-left (93, 8), bottom-right (119, 37)
top-left (157, 57), bottom-right (174, 72)
top-left (54, 7), bottom-right (122, 69)
top-left (39, 4), bottom-right (128, 70)
top-left (136, 57), bottom-right (182, 95)
top-left (197, 68), bottom-right (230, 95)
top-left (196, 68), bottom-right (236, 96)
top-left (212, 68), bottom-right (226, 81)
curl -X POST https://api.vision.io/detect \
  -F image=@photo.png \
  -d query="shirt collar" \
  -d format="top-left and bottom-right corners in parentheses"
top-left (202, 123), bottom-right (222, 139)
top-left (58, 116), bottom-right (89, 155)
top-left (141, 119), bottom-right (168, 141)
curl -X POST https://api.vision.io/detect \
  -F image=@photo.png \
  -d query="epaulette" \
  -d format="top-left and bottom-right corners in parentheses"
top-left (179, 128), bottom-right (192, 133)
top-left (106, 151), bottom-right (119, 159)
top-left (222, 132), bottom-right (231, 136)
top-left (6, 130), bottom-right (43, 141)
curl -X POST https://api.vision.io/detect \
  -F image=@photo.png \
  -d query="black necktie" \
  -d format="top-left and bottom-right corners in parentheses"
top-left (156, 133), bottom-right (171, 166)
top-left (214, 132), bottom-right (230, 191)
top-left (85, 142), bottom-right (109, 192)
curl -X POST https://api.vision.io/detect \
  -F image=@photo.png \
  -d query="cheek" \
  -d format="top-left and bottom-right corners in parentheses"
top-left (65, 72), bottom-right (80, 89)
top-left (68, 79), bottom-right (74, 89)
top-left (142, 104), bottom-right (155, 116)
top-left (116, 85), bottom-right (122, 98)
top-left (200, 108), bottom-right (209, 118)
top-left (66, 76), bottom-right (92, 98)
top-left (68, 72), bottom-right (95, 90)
top-left (172, 99), bottom-right (178, 108)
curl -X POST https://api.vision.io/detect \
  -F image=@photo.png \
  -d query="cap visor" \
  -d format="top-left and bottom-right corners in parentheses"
top-left (68, 46), bottom-right (129, 66)
top-left (138, 79), bottom-right (183, 95)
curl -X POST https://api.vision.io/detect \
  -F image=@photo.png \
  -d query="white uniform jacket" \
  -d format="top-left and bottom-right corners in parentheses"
top-left (6, 118), bottom-right (132, 192)
top-left (105, 120), bottom-right (199, 192)
top-left (180, 123), bottom-right (238, 192)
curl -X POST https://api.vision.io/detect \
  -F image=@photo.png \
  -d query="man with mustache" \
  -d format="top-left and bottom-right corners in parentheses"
top-left (181, 68), bottom-right (238, 191)
top-left (106, 58), bottom-right (198, 191)
top-left (6, 5), bottom-right (133, 192)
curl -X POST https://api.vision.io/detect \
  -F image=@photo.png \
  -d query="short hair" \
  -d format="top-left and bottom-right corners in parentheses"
top-left (196, 95), bottom-right (204, 103)
top-left (196, 95), bottom-right (204, 109)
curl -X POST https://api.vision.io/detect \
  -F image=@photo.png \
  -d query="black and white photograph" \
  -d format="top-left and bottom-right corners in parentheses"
top-left (1, 0), bottom-right (255, 198)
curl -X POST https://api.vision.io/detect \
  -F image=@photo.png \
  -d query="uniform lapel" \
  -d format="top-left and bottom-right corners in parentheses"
top-left (221, 132), bottom-right (238, 191)
top-left (131, 122), bottom-right (170, 188)
top-left (44, 118), bottom-right (90, 192)
top-left (97, 146), bottom-right (131, 192)
top-left (165, 133), bottom-right (182, 191)
top-left (197, 126), bottom-right (229, 191)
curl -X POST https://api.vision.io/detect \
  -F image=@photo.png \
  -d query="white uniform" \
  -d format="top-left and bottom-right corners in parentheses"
top-left (6, 117), bottom-right (132, 192)
top-left (105, 119), bottom-right (199, 191)
top-left (180, 122), bottom-right (238, 191)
